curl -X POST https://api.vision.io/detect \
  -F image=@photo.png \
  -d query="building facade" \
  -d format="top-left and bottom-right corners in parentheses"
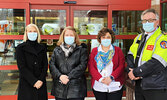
top-left (0, 0), bottom-right (151, 99)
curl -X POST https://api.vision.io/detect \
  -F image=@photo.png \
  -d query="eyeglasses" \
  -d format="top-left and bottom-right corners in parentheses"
top-left (141, 19), bottom-right (157, 23)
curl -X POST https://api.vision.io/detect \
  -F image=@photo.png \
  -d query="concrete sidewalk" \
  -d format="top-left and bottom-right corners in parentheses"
top-left (49, 97), bottom-right (126, 100)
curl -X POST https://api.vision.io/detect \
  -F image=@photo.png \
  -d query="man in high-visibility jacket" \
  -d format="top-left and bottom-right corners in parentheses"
top-left (127, 9), bottom-right (167, 100)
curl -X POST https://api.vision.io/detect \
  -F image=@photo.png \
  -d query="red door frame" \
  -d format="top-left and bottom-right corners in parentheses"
top-left (0, 2), bottom-right (29, 40)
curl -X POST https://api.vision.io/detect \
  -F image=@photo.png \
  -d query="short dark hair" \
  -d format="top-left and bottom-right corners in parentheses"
top-left (97, 27), bottom-right (115, 44)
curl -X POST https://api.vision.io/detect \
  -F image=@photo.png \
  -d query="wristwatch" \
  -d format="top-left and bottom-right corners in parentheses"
top-left (110, 76), bottom-right (114, 80)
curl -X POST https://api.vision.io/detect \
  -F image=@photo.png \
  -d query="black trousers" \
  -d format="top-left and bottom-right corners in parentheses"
top-left (93, 88), bottom-right (123, 100)
top-left (56, 97), bottom-right (84, 100)
top-left (135, 80), bottom-right (167, 100)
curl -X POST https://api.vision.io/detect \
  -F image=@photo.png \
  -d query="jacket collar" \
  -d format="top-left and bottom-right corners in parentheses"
top-left (22, 41), bottom-right (43, 56)
top-left (57, 45), bottom-right (81, 57)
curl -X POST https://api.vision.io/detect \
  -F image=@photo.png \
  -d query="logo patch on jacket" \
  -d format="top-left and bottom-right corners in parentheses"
top-left (146, 45), bottom-right (154, 50)
top-left (160, 41), bottom-right (167, 49)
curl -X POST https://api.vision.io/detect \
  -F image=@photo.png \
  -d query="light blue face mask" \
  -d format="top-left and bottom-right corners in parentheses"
top-left (101, 39), bottom-right (111, 47)
top-left (27, 32), bottom-right (38, 41)
top-left (64, 36), bottom-right (75, 45)
top-left (143, 22), bottom-right (155, 33)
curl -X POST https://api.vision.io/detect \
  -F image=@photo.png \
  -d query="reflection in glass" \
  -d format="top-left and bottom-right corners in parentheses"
top-left (114, 39), bottom-right (133, 57)
top-left (112, 11), bottom-right (143, 35)
top-left (74, 10), bottom-right (107, 35)
top-left (30, 9), bottom-right (66, 35)
top-left (0, 9), bottom-right (25, 35)
top-left (73, 10), bottom-right (107, 51)
top-left (0, 70), bottom-right (19, 95)
top-left (112, 11), bottom-right (142, 56)
top-left (162, 3), bottom-right (167, 32)
top-left (0, 40), bottom-right (23, 65)
top-left (0, 70), bottom-right (53, 95)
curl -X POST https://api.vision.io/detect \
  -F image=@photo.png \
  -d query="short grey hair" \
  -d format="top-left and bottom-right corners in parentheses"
top-left (141, 9), bottom-right (159, 20)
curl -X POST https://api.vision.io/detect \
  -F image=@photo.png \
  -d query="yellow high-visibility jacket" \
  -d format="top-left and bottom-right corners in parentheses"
top-left (127, 27), bottom-right (167, 90)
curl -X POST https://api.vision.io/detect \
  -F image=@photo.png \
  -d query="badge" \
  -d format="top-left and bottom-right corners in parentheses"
top-left (160, 41), bottom-right (167, 49)
top-left (146, 45), bottom-right (154, 50)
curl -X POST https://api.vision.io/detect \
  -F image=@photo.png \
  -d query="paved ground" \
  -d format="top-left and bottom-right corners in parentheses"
top-left (49, 97), bottom-right (126, 100)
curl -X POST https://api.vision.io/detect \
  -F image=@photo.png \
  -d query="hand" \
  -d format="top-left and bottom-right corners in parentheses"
top-left (128, 68), bottom-right (140, 80)
top-left (34, 80), bottom-right (43, 89)
top-left (101, 77), bottom-right (112, 85)
top-left (133, 77), bottom-right (141, 80)
top-left (59, 75), bottom-right (69, 85)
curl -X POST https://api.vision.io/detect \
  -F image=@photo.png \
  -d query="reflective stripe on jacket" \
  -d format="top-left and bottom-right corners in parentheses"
top-left (127, 27), bottom-right (167, 90)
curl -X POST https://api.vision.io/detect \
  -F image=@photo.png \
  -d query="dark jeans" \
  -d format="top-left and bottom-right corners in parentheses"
top-left (93, 88), bottom-right (123, 100)
top-left (135, 80), bottom-right (167, 100)
top-left (56, 97), bottom-right (84, 100)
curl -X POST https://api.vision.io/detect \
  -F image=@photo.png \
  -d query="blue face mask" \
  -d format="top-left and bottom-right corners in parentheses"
top-left (27, 32), bottom-right (38, 41)
top-left (101, 39), bottom-right (111, 47)
top-left (143, 22), bottom-right (155, 33)
top-left (64, 36), bottom-right (75, 45)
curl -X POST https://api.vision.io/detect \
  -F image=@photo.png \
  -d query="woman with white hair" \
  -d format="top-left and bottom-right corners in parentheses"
top-left (16, 24), bottom-right (48, 100)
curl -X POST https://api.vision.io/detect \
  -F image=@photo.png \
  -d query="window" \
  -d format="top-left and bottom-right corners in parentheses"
top-left (0, 9), bottom-right (25, 66)
top-left (162, 3), bottom-right (167, 32)
top-left (30, 9), bottom-right (66, 35)
top-left (0, 8), bottom-right (25, 95)
top-left (0, 9), bottom-right (25, 35)
top-left (112, 11), bottom-right (142, 55)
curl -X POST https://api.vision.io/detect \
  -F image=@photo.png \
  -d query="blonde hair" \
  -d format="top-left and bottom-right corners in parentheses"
top-left (23, 24), bottom-right (41, 43)
top-left (57, 26), bottom-right (81, 46)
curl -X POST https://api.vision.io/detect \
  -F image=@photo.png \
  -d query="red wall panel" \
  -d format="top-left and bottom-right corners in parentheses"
top-left (0, 0), bottom-right (108, 5)
top-left (0, 0), bottom-right (151, 7)
top-left (109, 0), bottom-right (151, 10)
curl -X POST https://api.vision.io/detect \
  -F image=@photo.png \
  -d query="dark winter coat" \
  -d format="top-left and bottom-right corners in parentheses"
top-left (49, 44), bottom-right (88, 99)
top-left (16, 40), bottom-right (48, 100)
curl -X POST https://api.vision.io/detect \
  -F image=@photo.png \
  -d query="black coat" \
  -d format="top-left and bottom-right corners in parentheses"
top-left (16, 41), bottom-right (48, 100)
top-left (49, 44), bottom-right (88, 99)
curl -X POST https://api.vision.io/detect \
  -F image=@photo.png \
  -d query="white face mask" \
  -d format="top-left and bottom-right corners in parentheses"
top-left (142, 22), bottom-right (155, 33)
top-left (64, 36), bottom-right (75, 45)
top-left (27, 32), bottom-right (38, 41)
top-left (101, 39), bottom-right (111, 47)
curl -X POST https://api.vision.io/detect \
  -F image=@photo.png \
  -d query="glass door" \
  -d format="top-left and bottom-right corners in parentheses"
top-left (29, 5), bottom-right (70, 98)
top-left (71, 6), bottom-right (108, 51)
top-left (71, 6), bottom-right (108, 35)
top-left (71, 6), bottom-right (108, 97)
top-left (30, 5), bottom-right (108, 97)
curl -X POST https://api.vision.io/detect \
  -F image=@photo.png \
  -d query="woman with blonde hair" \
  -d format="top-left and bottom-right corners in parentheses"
top-left (16, 24), bottom-right (48, 100)
top-left (49, 26), bottom-right (88, 100)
